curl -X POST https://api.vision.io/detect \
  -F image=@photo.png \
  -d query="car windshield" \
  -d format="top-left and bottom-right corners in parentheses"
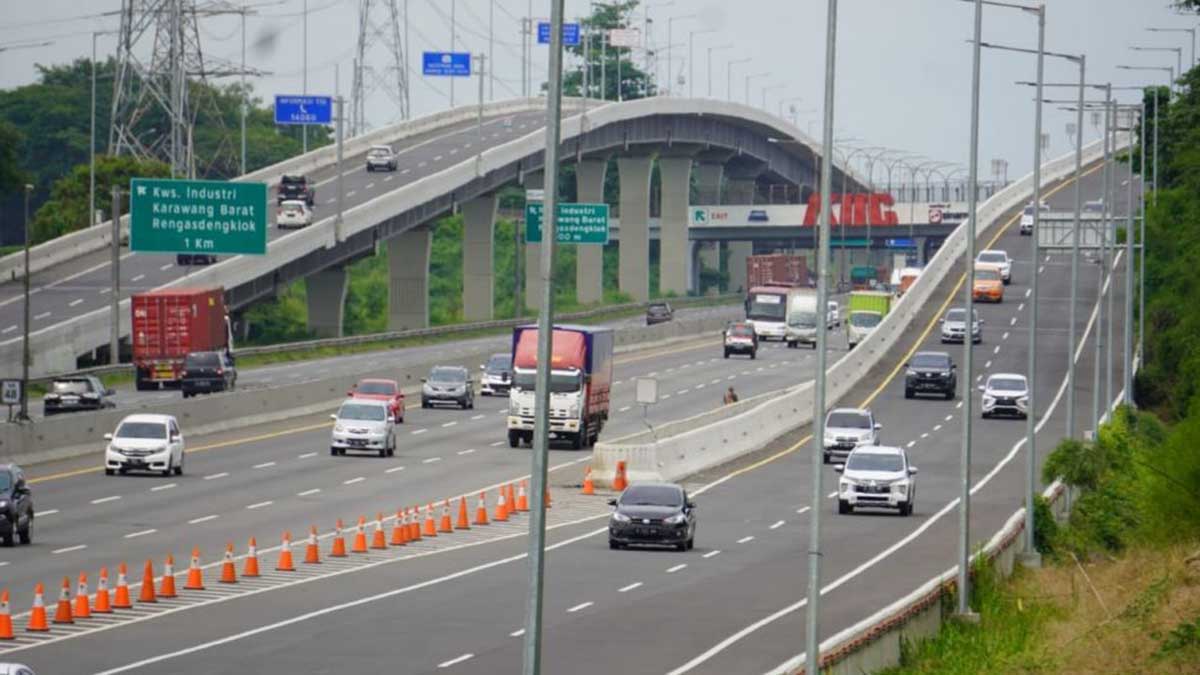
top-left (185, 352), bottom-right (221, 367)
top-left (357, 381), bottom-right (395, 395)
top-left (989, 377), bottom-right (1026, 392)
top-left (429, 368), bottom-right (466, 383)
top-left (281, 202), bottom-right (305, 212)
top-left (828, 412), bottom-right (870, 429)
top-left (512, 369), bottom-right (581, 393)
top-left (747, 293), bottom-right (786, 321)
top-left (978, 253), bottom-right (1006, 264)
top-left (338, 403), bottom-right (387, 421)
top-left (51, 379), bottom-right (91, 394)
top-left (369, 148), bottom-right (391, 156)
top-left (486, 355), bottom-right (511, 372)
top-left (911, 354), bottom-right (949, 369)
top-left (789, 310), bottom-right (819, 328)
top-left (622, 485), bottom-right (683, 507)
top-left (728, 325), bottom-right (754, 337)
top-left (0, 472), bottom-right (10, 491)
top-left (116, 422), bottom-right (167, 439)
top-left (1023, 206), bottom-right (1035, 215)
top-left (847, 453), bottom-right (904, 472)
top-left (282, 175), bottom-right (305, 185)
top-left (975, 269), bottom-right (1001, 282)
top-left (649, 304), bottom-right (669, 313)
top-left (849, 313), bottom-right (882, 328)
top-left (945, 309), bottom-right (978, 323)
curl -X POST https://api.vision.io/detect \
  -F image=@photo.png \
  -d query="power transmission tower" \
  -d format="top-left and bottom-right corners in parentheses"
top-left (352, 0), bottom-right (410, 136)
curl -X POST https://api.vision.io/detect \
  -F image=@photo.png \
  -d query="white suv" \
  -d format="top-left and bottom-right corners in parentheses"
top-left (366, 145), bottom-right (397, 172)
top-left (980, 373), bottom-right (1029, 419)
top-left (331, 399), bottom-right (397, 457)
top-left (836, 445), bottom-right (918, 516)
top-left (823, 408), bottom-right (881, 464)
top-left (975, 250), bottom-right (1012, 284)
top-left (104, 414), bottom-right (185, 477)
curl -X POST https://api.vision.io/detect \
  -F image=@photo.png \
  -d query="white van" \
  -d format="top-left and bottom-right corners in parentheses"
top-left (784, 289), bottom-right (821, 349)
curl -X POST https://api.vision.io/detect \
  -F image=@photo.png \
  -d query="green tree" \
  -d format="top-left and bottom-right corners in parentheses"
top-left (29, 154), bottom-right (169, 243)
top-left (0, 120), bottom-right (24, 194)
top-left (562, 1), bottom-right (656, 102)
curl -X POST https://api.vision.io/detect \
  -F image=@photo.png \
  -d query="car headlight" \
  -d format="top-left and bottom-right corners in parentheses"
top-left (1018, 396), bottom-right (1029, 405)
top-left (840, 480), bottom-right (853, 494)
top-left (664, 513), bottom-right (686, 525)
top-left (983, 396), bottom-right (995, 405)
top-left (891, 480), bottom-right (910, 494)
top-left (0, 500), bottom-right (7, 509)
top-left (905, 369), bottom-right (916, 377)
top-left (611, 512), bottom-right (631, 523)
top-left (334, 424), bottom-right (345, 433)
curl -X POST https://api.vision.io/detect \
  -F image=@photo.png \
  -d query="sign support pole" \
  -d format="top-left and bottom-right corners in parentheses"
top-left (336, 94), bottom-right (345, 243)
top-left (111, 185), bottom-right (122, 366)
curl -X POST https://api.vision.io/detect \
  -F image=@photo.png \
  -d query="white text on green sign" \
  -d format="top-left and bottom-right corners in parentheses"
top-left (525, 202), bottom-right (610, 244)
top-left (129, 178), bottom-right (268, 256)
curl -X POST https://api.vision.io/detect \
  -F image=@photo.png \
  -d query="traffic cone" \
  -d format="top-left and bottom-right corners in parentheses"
top-left (510, 484), bottom-right (520, 513)
top-left (73, 573), bottom-right (91, 619)
top-left (474, 492), bottom-right (490, 525)
top-left (113, 563), bottom-right (133, 608)
top-left (276, 532), bottom-right (295, 571)
top-left (581, 468), bottom-right (595, 495)
top-left (0, 589), bottom-right (12, 639)
top-left (351, 516), bottom-right (369, 553)
top-left (455, 496), bottom-right (471, 530)
top-left (390, 509), bottom-right (408, 545)
top-left (53, 577), bottom-right (73, 624)
top-left (305, 526), bottom-right (322, 564)
top-left (613, 460), bottom-right (628, 491)
top-left (185, 547), bottom-right (205, 591)
top-left (330, 520), bottom-right (348, 557)
top-left (94, 568), bottom-right (113, 613)
top-left (371, 513), bottom-right (388, 549)
top-left (408, 507), bottom-right (422, 541)
top-left (219, 543), bottom-right (238, 583)
top-left (517, 481), bottom-right (530, 511)
top-left (423, 503), bottom-right (438, 537)
top-left (243, 538), bottom-right (261, 577)
top-left (158, 555), bottom-right (178, 598)
top-left (494, 488), bottom-right (509, 522)
top-left (138, 560), bottom-right (157, 603)
top-left (26, 583), bottom-right (48, 632)
top-left (438, 501), bottom-right (453, 533)
top-left (545, 484), bottom-right (553, 509)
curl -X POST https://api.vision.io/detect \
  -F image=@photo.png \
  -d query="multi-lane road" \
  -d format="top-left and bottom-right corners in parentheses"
top-left (0, 159), bottom-right (1132, 674)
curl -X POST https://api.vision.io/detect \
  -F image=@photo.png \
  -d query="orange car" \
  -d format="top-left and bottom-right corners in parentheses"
top-left (973, 265), bottom-right (1004, 303)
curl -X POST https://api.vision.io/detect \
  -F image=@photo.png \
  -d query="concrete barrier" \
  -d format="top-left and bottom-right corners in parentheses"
top-left (589, 136), bottom-right (1116, 487)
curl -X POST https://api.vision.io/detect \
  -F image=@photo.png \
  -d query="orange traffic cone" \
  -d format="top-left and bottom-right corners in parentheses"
top-left (305, 526), bottom-right (322, 564)
top-left (581, 468), bottom-right (595, 495)
top-left (243, 538), bottom-right (261, 577)
top-left (517, 481), bottom-right (530, 511)
top-left (613, 460), bottom-right (628, 491)
top-left (158, 555), bottom-right (178, 598)
top-left (509, 484), bottom-right (519, 513)
top-left (494, 488), bottom-right (509, 522)
top-left (0, 589), bottom-right (12, 639)
top-left (26, 583), bottom-right (48, 632)
top-left (390, 509), bottom-right (408, 545)
top-left (474, 492), bottom-right (490, 525)
top-left (423, 504), bottom-right (438, 537)
top-left (113, 563), bottom-right (133, 609)
top-left (330, 520), bottom-right (348, 557)
top-left (545, 484), bottom-right (553, 509)
top-left (73, 573), bottom-right (91, 619)
top-left (53, 577), bottom-right (73, 624)
top-left (351, 516), bottom-right (369, 553)
top-left (138, 560), bottom-right (157, 603)
top-left (185, 547), bottom-right (205, 591)
top-left (219, 543), bottom-right (238, 583)
top-left (94, 568), bottom-right (113, 613)
top-left (371, 513), bottom-right (388, 550)
top-left (408, 507), bottom-right (422, 541)
top-left (276, 532), bottom-right (296, 571)
top-left (438, 501), bottom-right (453, 533)
top-left (455, 496), bottom-right (471, 530)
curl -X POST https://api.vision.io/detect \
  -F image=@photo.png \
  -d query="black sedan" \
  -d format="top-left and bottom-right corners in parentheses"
top-left (608, 482), bottom-right (696, 551)
top-left (181, 350), bottom-right (237, 398)
top-left (646, 302), bottom-right (674, 325)
top-left (0, 463), bottom-right (34, 547)
top-left (904, 351), bottom-right (957, 400)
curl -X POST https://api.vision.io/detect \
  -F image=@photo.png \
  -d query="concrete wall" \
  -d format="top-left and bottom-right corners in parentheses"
top-left (461, 194), bottom-right (498, 321)
top-left (388, 227), bottom-right (431, 330)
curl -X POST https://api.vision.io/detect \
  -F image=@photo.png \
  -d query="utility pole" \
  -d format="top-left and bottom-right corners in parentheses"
top-left (1022, 4), bottom-right (1045, 570)
top-left (1123, 106), bottom-right (1137, 405)
top-left (1067, 56), bottom-right (1086, 441)
top-left (240, 3), bottom-right (247, 174)
top-left (19, 184), bottom-right (33, 422)
top-left (489, 0), bottom-right (495, 100)
top-left (450, 0), bottom-right (456, 107)
top-left (111, 185), bottom-right (122, 366)
top-left (303, 0), bottom-right (308, 152)
top-left (1092, 86), bottom-right (1112, 434)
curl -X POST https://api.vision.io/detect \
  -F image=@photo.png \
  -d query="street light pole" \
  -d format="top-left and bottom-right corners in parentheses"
top-left (688, 28), bottom-right (715, 98)
top-left (761, 83), bottom-right (784, 110)
top-left (302, 0), bottom-right (308, 153)
top-left (110, 185), bottom-right (121, 366)
top-left (706, 45), bottom-right (732, 98)
top-left (666, 14), bottom-right (697, 97)
top-left (20, 184), bottom-right (33, 422)
top-left (1146, 27), bottom-right (1196, 69)
top-left (1123, 106), bottom-right (1138, 405)
top-left (1025, 5), bottom-right (1045, 569)
top-left (744, 71), bottom-right (768, 106)
top-left (727, 57), bottom-right (750, 102)
top-left (1092, 86), bottom-right (1112, 434)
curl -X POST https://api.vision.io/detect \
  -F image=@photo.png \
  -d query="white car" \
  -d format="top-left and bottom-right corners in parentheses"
top-left (366, 145), bottom-right (398, 172)
top-left (835, 445), bottom-right (918, 516)
top-left (822, 407), bottom-right (882, 464)
top-left (0, 665), bottom-right (37, 675)
top-left (975, 249), bottom-right (1012, 284)
top-left (276, 200), bottom-right (313, 229)
top-left (104, 414), bottom-right (185, 477)
top-left (980, 373), bottom-right (1029, 419)
top-left (331, 399), bottom-right (396, 457)
top-left (827, 300), bottom-right (840, 328)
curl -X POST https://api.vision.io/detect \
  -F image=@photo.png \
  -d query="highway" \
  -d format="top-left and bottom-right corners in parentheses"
top-left (0, 158), bottom-right (1133, 674)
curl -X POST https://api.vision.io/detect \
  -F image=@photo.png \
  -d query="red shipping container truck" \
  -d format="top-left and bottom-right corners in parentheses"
top-left (746, 254), bottom-right (810, 288)
top-left (131, 288), bottom-right (232, 391)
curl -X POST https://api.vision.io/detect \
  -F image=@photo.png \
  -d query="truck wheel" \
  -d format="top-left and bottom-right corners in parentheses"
top-left (945, 389), bottom-right (955, 401)
top-left (135, 375), bottom-right (152, 391)
top-left (723, 350), bottom-right (729, 359)
top-left (573, 423), bottom-right (587, 450)
top-left (508, 430), bottom-right (520, 448)
top-left (750, 350), bottom-right (757, 360)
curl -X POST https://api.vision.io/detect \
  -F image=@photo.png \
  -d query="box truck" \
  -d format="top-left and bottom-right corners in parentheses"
top-left (131, 288), bottom-right (233, 391)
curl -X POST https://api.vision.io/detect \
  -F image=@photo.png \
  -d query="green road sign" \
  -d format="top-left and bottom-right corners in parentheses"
top-left (130, 178), bottom-right (268, 255)
top-left (525, 202), bottom-right (610, 244)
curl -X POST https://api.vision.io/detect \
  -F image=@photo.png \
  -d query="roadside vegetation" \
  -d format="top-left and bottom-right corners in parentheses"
top-left (881, 68), bottom-right (1200, 675)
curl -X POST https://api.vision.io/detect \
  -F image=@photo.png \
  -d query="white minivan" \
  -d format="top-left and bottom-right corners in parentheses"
top-left (331, 399), bottom-right (397, 457)
top-left (104, 414), bottom-right (185, 476)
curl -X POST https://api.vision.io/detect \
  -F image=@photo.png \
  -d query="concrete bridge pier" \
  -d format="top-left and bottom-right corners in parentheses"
top-left (617, 152), bottom-right (655, 302)
top-left (306, 267), bottom-right (348, 338)
top-left (387, 226), bottom-right (432, 330)
top-left (575, 157), bottom-right (608, 305)
top-left (461, 193), bottom-right (498, 321)
top-left (523, 170), bottom-right (544, 313)
top-left (658, 149), bottom-right (697, 297)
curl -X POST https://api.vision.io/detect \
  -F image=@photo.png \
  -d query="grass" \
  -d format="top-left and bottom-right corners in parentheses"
top-left (0, 245), bottom-right (19, 257)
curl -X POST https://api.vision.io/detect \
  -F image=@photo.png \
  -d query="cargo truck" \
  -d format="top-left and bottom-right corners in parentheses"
top-left (846, 290), bottom-right (892, 349)
top-left (507, 325), bottom-right (614, 450)
top-left (747, 254), bottom-right (809, 288)
top-left (132, 288), bottom-right (233, 391)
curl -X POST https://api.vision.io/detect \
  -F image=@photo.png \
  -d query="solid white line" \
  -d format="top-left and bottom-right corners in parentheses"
top-left (666, 564), bottom-right (687, 574)
top-left (204, 472), bottom-right (228, 480)
top-left (253, 462), bottom-right (276, 469)
top-left (442, 421), bottom-right (457, 428)
top-left (33, 311), bottom-right (50, 320)
top-left (188, 515), bottom-right (219, 524)
top-left (68, 298), bottom-right (83, 307)
top-left (769, 520), bottom-right (785, 530)
top-left (567, 601), bottom-right (594, 612)
top-left (423, 457), bottom-right (442, 464)
top-left (38, 509), bottom-right (59, 517)
top-left (296, 489), bottom-right (321, 497)
top-left (124, 529), bottom-right (156, 539)
top-left (457, 448), bottom-right (476, 456)
top-left (510, 629), bottom-right (525, 637)
top-left (412, 429), bottom-right (428, 435)
top-left (736, 536), bottom-right (754, 544)
top-left (385, 466), bottom-right (406, 474)
top-left (91, 495), bottom-right (121, 504)
top-left (297, 452), bottom-right (317, 459)
top-left (703, 550), bottom-right (721, 559)
top-left (437, 654), bottom-right (473, 669)
top-left (343, 477), bottom-right (365, 485)
top-left (53, 544), bottom-right (87, 554)
top-left (245, 501), bottom-right (274, 510)
top-left (618, 582), bottom-right (643, 593)
top-left (150, 483), bottom-right (176, 492)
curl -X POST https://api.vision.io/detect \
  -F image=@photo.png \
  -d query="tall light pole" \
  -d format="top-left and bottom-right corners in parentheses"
top-left (1130, 46), bottom-right (1183, 88)
top-left (706, 44), bottom-right (732, 98)
top-left (91, 30), bottom-right (114, 233)
top-left (761, 83), bottom-right (785, 110)
top-left (1122, 106), bottom-right (1140, 405)
top-left (665, 14), bottom-right (697, 96)
top-left (744, 71), bottom-right (768, 106)
top-left (302, 0), bottom-right (308, 152)
top-left (1146, 27), bottom-right (1196, 69)
top-left (450, 0), bottom-right (457, 107)
top-left (726, 57), bottom-right (751, 102)
top-left (688, 28), bottom-right (716, 98)
top-left (1117, 65), bottom-right (1175, 206)
top-left (19, 183), bottom-right (33, 422)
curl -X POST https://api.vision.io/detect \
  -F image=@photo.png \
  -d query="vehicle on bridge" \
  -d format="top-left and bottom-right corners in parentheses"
top-left (104, 413), bottom-right (185, 477)
top-left (422, 366), bottom-right (475, 410)
top-left (835, 445), bottom-right (918, 516)
top-left (827, 300), bottom-right (841, 327)
top-left (330, 399), bottom-right (396, 457)
top-left (276, 199), bottom-right (314, 229)
top-left (784, 288), bottom-right (821, 349)
top-left (980, 373), bottom-right (1029, 419)
top-left (0, 463), bottom-right (34, 546)
top-left (608, 482), bottom-right (696, 551)
top-left (507, 325), bottom-right (613, 450)
top-left (940, 307), bottom-right (983, 344)
top-left (0, 664), bottom-right (35, 675)
top-left (846, 291), bottom-right (892, 349)
top-left (181, 350), bottom-right (237, 398)
top-left (823, 407), bottom-right (882, 464)
top-left (895, 267), bottom-right (922, 297)
top-left (365, 145), bottom-right (398, 172)
top-left (176, 253), bottom-right (218, 266)
top-left (348, 378), bottom-right (406, 422)
top-left (277, 173), bottom-right (315, 206)
top-left (723, 321), bottom-right (758, 359)
top-left (973, 265), bottom-right (1005, 303)
top-left (746, 285), bottom-right (805, 341)
top-left (479, 353), bottom-right (513, 396)
top-left (1019, 201), bottom-right (1049, 236)
top-left (42, 375), bottom-right (116, 415)
top-left (131, 288), bottom-right (234, 391)
top-left (976, 249), bottom-right (1013, 284)
top-left (904, 351), bottom-right (957, 400)
top-left (851, 265), bottom-right (885, 290)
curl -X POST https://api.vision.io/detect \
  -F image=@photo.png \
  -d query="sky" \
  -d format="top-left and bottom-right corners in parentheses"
top-left (0, 0), bottom-right (1195, 182)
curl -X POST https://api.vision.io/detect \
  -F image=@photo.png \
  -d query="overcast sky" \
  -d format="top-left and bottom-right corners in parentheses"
top-left (0, 1), bottom-right (1194, 181)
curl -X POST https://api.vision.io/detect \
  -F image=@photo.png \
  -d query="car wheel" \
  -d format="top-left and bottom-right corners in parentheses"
top-left (508, 430), bottom-right (520, 448)
top-left (105, 468), bottom-right (115, 476)
top-left (18, 519), bottom-right (32, 545)
top-left (905, 388), bottom-right (913, 399)
top-left (422, 399), bottom-right (430, 409)
top-left (174, 453), bottom-right (184, 476)
top-left (468, 397), bottom-right (474, 410)
top-left (331, 447), bottom-right (339, 456)
top-left (162, 459), bottom-right (173, 477)
top-left (945, 389), bottom-right (955, 401)
top-left (676, 541), bottom-right (688, 552)
top-left (723, 350), bottom-right (729, 359)
top-left (1, 531), bottom-right (11, 547)
top-left (378, 447), bottom-right (387, 458)
top-left (838, 500), bottom-right (852, 515)
top-left (823, 452), bottom-right (830, 464)
top-left (751, 350), bottom-right (757, 360)
top-left (686, 537), bottom-right (695, 550)
top-left (609, 539), bottom-right (621, 550)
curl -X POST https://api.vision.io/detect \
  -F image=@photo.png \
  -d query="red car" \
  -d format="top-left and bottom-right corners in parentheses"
top-left (348, 379), bottom-right (405, 423)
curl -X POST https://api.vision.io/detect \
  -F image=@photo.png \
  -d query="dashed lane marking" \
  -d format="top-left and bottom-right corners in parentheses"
top-left (203, 473), bottom-right (229, 480)
top-left (1002, 331), bottom-right (1010, 340)
top-left (457, 449), bottom-right (476, 456)
top-left (906, 441), bottom-right (915, 448)
top-left (91, 495), bottom-right (121, 505)
top-left (52, 545), bottom-right (87, 555)
top-left (38, 509), bottom-right (58, 517)
top-left (933, 424), bottom-right (942, 432)
top-left (826, 491), bottom-right (837, 499)
top-left (297, 489), bottom-right (321, 497)
top-left (490, 441), bottom-right (504, 447)
top-left (245, 501), bottom-right (273, 510)
top-left (666, 564), bottom-right (687, 574)
top-left (253, 462), bottom-right (276, 469)
top-left (737, 536), bottom-right (754, 544)
top-left (342, 477), bottom-right (365, 485)
top-left (124, 529), bottom-right (156, 539)
top-left (1018, 303), bottom-right (1025, 312)
top-left (944, 414), bottom-right (953, 421)
top-left (297, 452), bottom-right (317, 459)
top-left (423, 457), bottom-right (442, 464)
top-left (68, 299), bottom-right (83, 307)
top-left (619, 582), bottom-right (643, 592)
top-left (567, 601), bottom-right (594, 612)
top-left (985, 360), bottom-right (992, 369)
top-left (150, 483), bottom-right (176, 492)
top-left (1025, 288), bottom-right (1032, 298)
top-left (385, 466), bottom-right (405, 474)
top-left (769, 520), bottom-right (785, 530)
top-left (471, 414), bottom-right (485, 420)
top-left (619, 406), bottom-right (632, 412)
top-left (510, 629), bottom-right (525, 637)
top-left (438, 654), bottom-right (473, 669)
top-left (442, 421), bottom-right (457, 428)
top-left (188, 515), bottom-right (219, 525)
top-left (994, 345), bottom-right (1001, 354)
top-left (33, 312), bottom-right (50, 321)
top-left (159, 263), bottom-right (173, 271)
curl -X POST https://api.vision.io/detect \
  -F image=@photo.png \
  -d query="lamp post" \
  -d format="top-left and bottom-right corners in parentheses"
top-left (743, 71), bottom-right (768, 107)
top-left (90, 30), bottom-right (114, 233)
top-left (706, 44), bottom-right (732, 98)
top-left (688, 28), bottom-right (716, 98)
top-left (1130, 46), bottom-right (1183, 90)
top-left (1117, 65), bottom-right (1175, 206)
top-left (760, 83), bottom-right (784, 110)
top-left (1146, 27), bottom-right (1196, 69)
top-left (665, 13), bottom-right (697, 96)
top-left (726, 57), bottom-right (751, 102)
top-left (20, 183), bottom-right (33, 422)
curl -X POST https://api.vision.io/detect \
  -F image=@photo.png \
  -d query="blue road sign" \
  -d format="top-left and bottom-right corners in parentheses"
top-left (885, 238), bottom-right (916, 249)
top-left (273, 95), bottom-right (332, 125)
top-left (537, 22), bottom-right (581, 45)
top-left (422, 51), bottom-right (472, 77)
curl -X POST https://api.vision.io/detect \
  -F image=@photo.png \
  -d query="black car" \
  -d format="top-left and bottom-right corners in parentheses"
top-left (43, 375), bottom-right (116, 415)
top-left (176, 253), bottom-right (218, 266)
top-left (277, 174), bottom-right (315, 206)
top-left (0, 464), bottom-right (34, 547)
top-left (904, 351), bottom-right (957, 400)
top-left (422, 366), bottom-right (474, 409)
top-left (181, 350), bottom-right (237, 398)
top-left (646, 302), bottom-right (674, 325)
top-left (608, 482), bottom-right (696, 551)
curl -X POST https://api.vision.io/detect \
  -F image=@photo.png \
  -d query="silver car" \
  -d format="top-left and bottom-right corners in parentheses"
top-left (330, 399), bottom-right (396, 457)
top-left (835, 445), bottom-right (918, 516)
top-left (940, 307), bottom-right (983, 344)
top-left (980, 373), bottom-right (1029, 419)
top-left (366, 145), bottom-right (397, 172)
top-left (822, 407), bottom-right (882, 464)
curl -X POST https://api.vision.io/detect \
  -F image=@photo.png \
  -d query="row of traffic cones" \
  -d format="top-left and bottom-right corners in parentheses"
top-left (580, 461), bottom-right (627, 495)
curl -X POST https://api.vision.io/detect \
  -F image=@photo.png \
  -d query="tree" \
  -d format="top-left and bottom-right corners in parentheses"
top-left (562, 1), bottom-right (656, 102)
top-left (0, 121), bottom-right (23, 194)
top-left (29, 154), bottom-right (169, 243)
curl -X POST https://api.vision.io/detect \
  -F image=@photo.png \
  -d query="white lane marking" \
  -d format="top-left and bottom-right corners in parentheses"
top-left (365, 183), bottom-right (375, 190)
top-left (1039, 265), bottom-right (1045, 274)
top-left (53, 544), bottom-right (88, 554)
top-left (1010, 316), bottom-right (1017, 326)
top-left (614, 380), bottom-right (624, 386)
top-left (727, 375), bottom-right (736, 381)
top-left (131, 274), bottom-right (145, 282)
top-left (933, 424), bottom-right (942, 432)
top-left (618, 582), bottom-right (643, 593)
top-left (346, 190), bottom-right (357, 198)
top-left (710, 378), bottom-right (721, 385)
top-left (343, 477), bottom-right (365, 485)
top-left (457, 448), bottom-right (476, 456)
top-left (1018, 303), bottom-right (1025, 312)
top-left (736, 536), bottom-right (754, 544)
top-left (68, 298), bottom-right (83, 307)
top-left (769, 520), bottom-right (785, 530)
top-left (124, 529), bottom-right (157, 539)
top-left (510, 629), bottom-right (525, 637)
top-left (412, 429), bottom-right (428, 435)
top-left (567, 601), bottom-right (594, 613)
top-left (204, 472), bottom-right (228, 480)
top-left (423, 457), bottom-right (442, 464)
top-left (471, 414), bottom-right (485, 420)
top-left (159, 263), bottom-right (173, 271)
top-left (437, 654), bottom-right (474, 669)
top-left (826, 491), bottom-right (837, 499)
top-left (985, 360), bottom-right (992, 369)
top-left (401, 168), bottom-right (411, 174)
top-left (994, 345), bottom-right (1001, 355)
top-left (921, 432), bottom-right (929, 438)
top-left (297, 452), bottom-right (317, 459)
top-left (662, 394), bottom-right (672, 400)
top-left (906, 441), bottom-right (916, 448)
top-left (977, 374), bottom-right (984, 382)
top-left (384, 175), bottom-right (394, 181)
top-left (91, 495), bottom-right (121, 504)
top-left (188, 515), bottom-right (219, 524)
top-left (666, 564), bottom-right (687, 574)
top-left (99, 287), bottom-right (111, 294)
top-left (246, 501), bottom-right (274, 510)
top-left (297, 489), bottom-right (321, 497)
top-left (945, 414), bottom-right (953, 421)
top-left (490, 441), bottom-right (504, 447)
top-left (448, 148), bottom-right (458, 155)
top-left (1002, 331), bottom-right (1010, 340)
top-left (464, 143), bottom-right (472, 149)
top-left (957, 401), bottom-right (964, 409)
top-left (434, 155), bottom-right (443, 162)
top-left (385, 466), bottom-right (406, 474)
top-left (253, 461), bottom-right (276, 469)
top-left (442, 421), bottom-right (458, 428)
top-left (1, 326), bottom-right (14, 334)
top-left (1025, 288), bottom-right (1032, 298)
top-left (619, 406), bottom-right (632, 413)
top-left (695, 384), bottom-right (706, 390)
top-left (676, 389), bottom-right (689, 395)
top-left (150, 483), bottom-right (176, 492)
top-left (418, 161), bottom-right (427, 168)
top-left (33, 311), bottom-right (51, 320)
top-left (38, 509), bottom-right (59, 517)
top-left (796, 507), bottom-right (811, 515)
top-left (703, 550), bottom-right (721, 559)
